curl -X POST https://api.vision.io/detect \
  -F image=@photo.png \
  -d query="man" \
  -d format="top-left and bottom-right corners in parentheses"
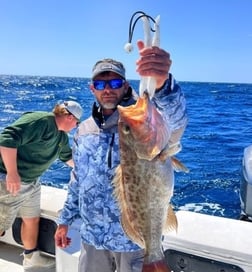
top-left (0, 100), bottom-right (83, 270)
top-left (54, 40), bottom-right (187, 272)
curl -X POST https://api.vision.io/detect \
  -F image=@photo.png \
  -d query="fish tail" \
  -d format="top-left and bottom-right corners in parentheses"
top-left (142, 260), bottom-right (172, 272)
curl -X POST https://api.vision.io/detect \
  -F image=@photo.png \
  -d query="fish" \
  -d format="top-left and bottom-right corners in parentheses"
top-left (113, 91), bottom-right (186, 272)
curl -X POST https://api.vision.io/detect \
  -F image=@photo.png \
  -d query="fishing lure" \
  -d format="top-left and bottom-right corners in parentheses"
top-left (124, 11), bottom-right (160, 99)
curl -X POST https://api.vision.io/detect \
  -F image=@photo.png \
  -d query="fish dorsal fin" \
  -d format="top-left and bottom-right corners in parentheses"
top-left (163, 204), bottom-right (178, 235)
top-left (112, 165), bottom-right (145, 249)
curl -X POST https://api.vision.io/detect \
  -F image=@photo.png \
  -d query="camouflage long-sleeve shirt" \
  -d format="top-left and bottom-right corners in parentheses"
top-left (57, 74), bottom-right (187, 251)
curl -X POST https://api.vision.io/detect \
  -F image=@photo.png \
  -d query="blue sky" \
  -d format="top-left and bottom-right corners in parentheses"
top-left (1, 0), bottom-right (251, 83)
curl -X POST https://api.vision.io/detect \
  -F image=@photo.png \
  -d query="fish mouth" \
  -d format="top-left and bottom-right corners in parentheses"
top-left (117, 92), bottom-right (149, 124)
top-left (117, 92), bottom-right (170, 160)
top-left (117, 92), bottom-right (150, 120)
top-left (117, 92), bottom-right (152, 148)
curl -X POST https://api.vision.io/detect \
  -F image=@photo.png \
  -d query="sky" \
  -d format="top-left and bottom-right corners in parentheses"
top-left (1, 0), bottom-right (251, 83)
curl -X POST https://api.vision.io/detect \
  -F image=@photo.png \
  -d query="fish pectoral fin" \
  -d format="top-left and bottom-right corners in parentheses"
top-left (171, 156), bottom-right (189, 173)
top-left (163, 204), bottom-right (178, 234)
top-left (158, 142), bottom-right (182, 161)
top-left (158, 145), bottom-right (171, 161)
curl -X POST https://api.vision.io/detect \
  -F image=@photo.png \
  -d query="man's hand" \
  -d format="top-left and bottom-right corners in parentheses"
top-left (136, 40), bottom-right (172, 89)
top-left (6, 172), bottom-right (21, 196)
top-left (54, 224), bottom-right (71, 248)
top-left (0, 146), bottom-right (21, 196)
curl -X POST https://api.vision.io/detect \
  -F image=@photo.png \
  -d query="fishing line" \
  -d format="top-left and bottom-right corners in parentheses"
top-left (125, 11), bottom-right (157, 53)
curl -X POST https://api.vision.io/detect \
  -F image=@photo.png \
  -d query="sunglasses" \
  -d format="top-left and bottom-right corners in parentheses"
top-left (93, 79), bottom-right (125, 91)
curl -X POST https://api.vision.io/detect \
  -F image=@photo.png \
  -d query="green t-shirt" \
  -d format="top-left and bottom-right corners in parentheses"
top-left (0, 111), bottom-right (72, 183)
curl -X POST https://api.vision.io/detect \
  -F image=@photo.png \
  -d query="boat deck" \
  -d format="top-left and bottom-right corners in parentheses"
top-left (0, 241), bottom-right (23, 271)
top-left (0, 186), bottom-right (64, 272)
top-left (2, 186), bottom-right (252, 272)
top-left (0, 241), bottom-right (56, 272)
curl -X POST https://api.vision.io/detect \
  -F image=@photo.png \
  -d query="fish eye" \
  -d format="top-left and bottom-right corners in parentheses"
top-left (122, 125), bottom-right (130, 134)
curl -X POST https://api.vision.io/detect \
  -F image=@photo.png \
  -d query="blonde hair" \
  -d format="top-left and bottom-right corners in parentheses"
top-left (52, 104), bottom-right (69, 117)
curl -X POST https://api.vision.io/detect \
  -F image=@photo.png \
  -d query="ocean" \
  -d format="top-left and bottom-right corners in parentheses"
top-left (1, 74), bottom-right (252, 220)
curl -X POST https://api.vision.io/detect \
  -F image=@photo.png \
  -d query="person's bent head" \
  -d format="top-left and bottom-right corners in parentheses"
top-left (53, 101), bottom-right (83, 131)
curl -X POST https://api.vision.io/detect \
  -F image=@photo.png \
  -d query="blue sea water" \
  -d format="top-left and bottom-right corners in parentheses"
top-left (1, 74), bottom-right (252, 220)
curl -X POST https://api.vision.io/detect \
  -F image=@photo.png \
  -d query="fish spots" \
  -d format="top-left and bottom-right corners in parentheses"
top-left (115, 92), bottom-right (176, 268)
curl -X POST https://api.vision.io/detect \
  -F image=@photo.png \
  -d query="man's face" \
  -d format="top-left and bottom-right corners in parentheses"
top-left (90, 72), bottom-right (128, 114)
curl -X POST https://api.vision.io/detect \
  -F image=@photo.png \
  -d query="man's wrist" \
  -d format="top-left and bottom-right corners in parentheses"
top-left (155, 76), bottom-right (170, 93)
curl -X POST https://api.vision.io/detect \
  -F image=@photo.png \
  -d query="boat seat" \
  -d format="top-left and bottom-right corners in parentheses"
top-left (40, 185), bottom-right (68, 219)
top-left (12, 217), bottom-right (57, 255)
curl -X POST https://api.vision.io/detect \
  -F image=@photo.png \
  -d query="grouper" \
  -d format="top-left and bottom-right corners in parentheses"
top-left (113, 91), bottom-right (185, 272)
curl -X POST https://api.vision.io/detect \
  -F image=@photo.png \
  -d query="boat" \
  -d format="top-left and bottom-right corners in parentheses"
top-left (240, 145), bottom-right (252, 223)
top-left (1, 145), bottom-right (252, 272)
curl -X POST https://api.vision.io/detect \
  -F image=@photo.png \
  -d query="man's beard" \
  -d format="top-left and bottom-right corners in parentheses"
top-left (101, 101), bottom-right (117, 110)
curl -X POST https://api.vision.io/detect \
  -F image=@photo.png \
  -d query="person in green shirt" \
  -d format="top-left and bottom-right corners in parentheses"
top-left (0, 100), bottom-right (83, 270)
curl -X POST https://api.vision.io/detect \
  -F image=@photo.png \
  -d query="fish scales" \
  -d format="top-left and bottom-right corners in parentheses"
top-left (113, 92), bottom-right (177, 272)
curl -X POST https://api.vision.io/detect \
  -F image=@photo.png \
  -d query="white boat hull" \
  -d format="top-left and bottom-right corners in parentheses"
top-left (1, 185), bottom-right (252, 272)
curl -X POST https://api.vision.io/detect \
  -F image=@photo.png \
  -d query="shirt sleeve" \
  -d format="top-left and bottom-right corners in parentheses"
top-left (58, 137), bottom-right (72, 162)
top-left (0, 116), bottom-right (43, 147)
top-left (57, 170), bottom-right (80, 225)
top-left (0, 112), bottom-right (54, 147)
top-left (57, 134), bottom-right (84, 225)
top-left (152, 73), bottom-right (188, 146)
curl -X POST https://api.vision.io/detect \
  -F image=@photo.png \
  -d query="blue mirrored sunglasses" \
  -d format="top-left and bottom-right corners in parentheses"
top-left (93, 79), bottom-right (125, 91)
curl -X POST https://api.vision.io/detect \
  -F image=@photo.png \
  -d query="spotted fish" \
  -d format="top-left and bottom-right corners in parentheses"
top-left (113, 91), bottom-right (185, 272)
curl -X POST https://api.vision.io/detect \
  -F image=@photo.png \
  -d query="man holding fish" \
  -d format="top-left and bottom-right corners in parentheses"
top-left (55, 39), bottom-right (187, 272)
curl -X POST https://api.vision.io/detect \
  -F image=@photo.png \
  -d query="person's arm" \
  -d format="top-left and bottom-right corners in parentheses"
top-left (65, 159), bottom-right (74, 168)
top-left (136, 40), bottom-right (187, 148)
top-left (0, 146), bottom-right (21, 195)
top-left (55, 170), bottom-right (80, 248)
top-left (58, 136), bottom-right (73, 167)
